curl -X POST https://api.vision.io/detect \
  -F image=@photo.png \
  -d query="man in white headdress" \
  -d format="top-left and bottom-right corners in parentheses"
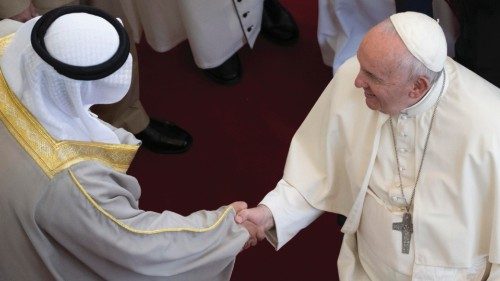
top-left (0, 0), bottom-right (194, 154)
top-left (0, 6), bottom-right (256, 280)
top-left (236, 12), bottom-right (500, 280)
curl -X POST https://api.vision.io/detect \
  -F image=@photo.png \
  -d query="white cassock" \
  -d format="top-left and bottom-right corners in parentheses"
top-left (90, 0), bottom-right (262, 69)
top-left (317, 0), bottom-right (459, 74)
top-left (260, 56), bottom-right (500, 280)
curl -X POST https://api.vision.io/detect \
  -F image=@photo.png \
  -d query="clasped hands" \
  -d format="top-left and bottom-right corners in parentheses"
top-left (230, 201), bottom-right (275, 250)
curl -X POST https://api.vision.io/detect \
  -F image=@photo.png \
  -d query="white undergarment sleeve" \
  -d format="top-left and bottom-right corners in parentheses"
top-left (260, 179), bottom-right (323, 250)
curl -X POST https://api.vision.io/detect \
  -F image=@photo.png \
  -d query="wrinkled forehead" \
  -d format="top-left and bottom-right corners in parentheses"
top-left (358, 27), bottom-right (408, 77)
top-left (357, 36), bottom-right (393, 76)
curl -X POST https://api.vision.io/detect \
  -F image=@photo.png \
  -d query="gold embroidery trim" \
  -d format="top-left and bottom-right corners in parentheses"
top-left (0, 35), bottom-right (138, 178)
top-left (69, 170), bottom-right (234, 234)
top-left (0, 34), bottom-right (13, 57)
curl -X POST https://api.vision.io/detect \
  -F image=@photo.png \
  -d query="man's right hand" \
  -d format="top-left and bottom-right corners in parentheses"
top-left (229, 201), bottom-right (261, 250)
top-left (10, 2), bottom-right (38, 23)
top-left (235, 204), bottom-right (275, 243)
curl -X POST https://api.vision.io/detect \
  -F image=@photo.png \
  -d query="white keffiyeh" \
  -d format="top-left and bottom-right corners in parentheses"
top-left (0, 13), bottom-right (132, 144)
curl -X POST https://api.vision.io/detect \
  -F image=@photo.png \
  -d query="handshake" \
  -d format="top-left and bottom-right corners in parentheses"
top-left (230, 202), bottom-right (275, 250)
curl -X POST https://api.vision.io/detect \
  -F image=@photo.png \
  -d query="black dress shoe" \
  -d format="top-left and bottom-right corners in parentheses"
top-left (261, 0), bottom-right (299, 45)
top-left (134, 119), bottom-right (193, 154)
top-left (203, 53), bottom-right (241, 85)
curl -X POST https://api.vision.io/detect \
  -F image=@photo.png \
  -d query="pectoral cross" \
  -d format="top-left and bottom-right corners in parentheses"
top-left (392, 212), bottom-right (413, 254)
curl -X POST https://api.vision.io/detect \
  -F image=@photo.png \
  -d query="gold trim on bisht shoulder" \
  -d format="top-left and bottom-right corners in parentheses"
top-left (0, 34), bottom-right (13, 57)
top-left (0, 34), bottom-right (138, 178)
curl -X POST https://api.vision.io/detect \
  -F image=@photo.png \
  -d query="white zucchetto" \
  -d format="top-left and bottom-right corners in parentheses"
top-left (390, 12), bottom-right (447, 72)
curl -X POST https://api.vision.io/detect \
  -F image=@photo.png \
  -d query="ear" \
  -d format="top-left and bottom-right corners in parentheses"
top-left (409, 76), bottom-right (430, 99)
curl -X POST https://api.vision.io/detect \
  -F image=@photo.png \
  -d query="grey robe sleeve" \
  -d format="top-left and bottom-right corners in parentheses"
top-left (34, 161), bottom-right (249, 281)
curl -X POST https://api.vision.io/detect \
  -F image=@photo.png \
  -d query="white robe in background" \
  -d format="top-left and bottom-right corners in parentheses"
top-left (91, 0), bottom-right (262, 69)
top-left (261, 56), bottom-right (500, 280)
top-left (318, 0), bottom-right (459, 74)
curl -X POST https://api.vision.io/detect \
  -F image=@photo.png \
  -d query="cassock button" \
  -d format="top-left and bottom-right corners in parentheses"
top-left (399, 166), bottom-right (406, 171)
top-left (237, 0), bottom-right (242, 2)
top-left (247, 26), bottom-right (253, 32)
top-left (398, 148), bottom-right (407, 153)
top-left (243, 12), bottom-right (249, 18)
top-left (391, 196), bottom-right (403, 204)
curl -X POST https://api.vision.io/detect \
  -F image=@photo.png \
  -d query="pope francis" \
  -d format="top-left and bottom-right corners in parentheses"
top-left (236, 11), bottom-right (500, 281)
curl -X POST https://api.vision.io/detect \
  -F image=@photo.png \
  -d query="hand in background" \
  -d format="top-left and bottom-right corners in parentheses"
top-left (10, 2), bottom-right (38, 22)
top-left (235, 205), bottom-right (275, 244)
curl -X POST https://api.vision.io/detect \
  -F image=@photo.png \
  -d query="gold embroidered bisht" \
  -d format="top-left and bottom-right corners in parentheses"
top-left (0, 34), bottom-right (248, 281)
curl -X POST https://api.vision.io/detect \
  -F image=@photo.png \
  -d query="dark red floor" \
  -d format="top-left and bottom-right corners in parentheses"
top-left (130, 1), bottom-right (343, 280)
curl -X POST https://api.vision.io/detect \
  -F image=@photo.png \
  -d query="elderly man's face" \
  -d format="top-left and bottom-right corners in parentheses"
top-left (354, 28), bottom-right (415, 115)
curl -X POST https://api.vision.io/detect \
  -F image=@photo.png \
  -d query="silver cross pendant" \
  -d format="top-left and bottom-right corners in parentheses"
top-left (392, 212), bottom-right (413, 254)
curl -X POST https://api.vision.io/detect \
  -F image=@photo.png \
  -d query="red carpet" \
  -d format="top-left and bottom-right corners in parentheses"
top-left (130, 1), bottom-right (343, 280)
